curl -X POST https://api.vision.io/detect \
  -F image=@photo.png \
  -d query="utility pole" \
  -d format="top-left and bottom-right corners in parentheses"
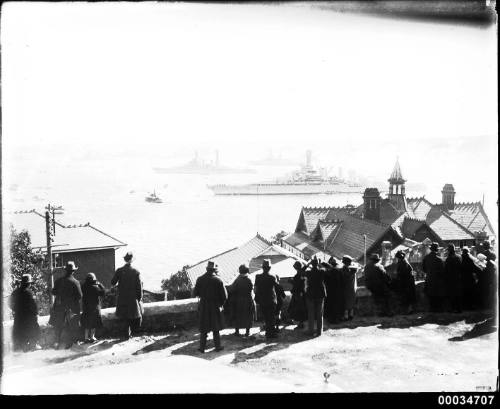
top-left (363, 234), bottom-right (367, 267)
top-left (45, 204), bottom-right (64, 304)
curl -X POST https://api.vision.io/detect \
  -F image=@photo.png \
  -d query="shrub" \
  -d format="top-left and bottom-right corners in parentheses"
top-left (161, 265), bottom-right (192, 300)
top-left (9, 228), bottom-right (51, 316)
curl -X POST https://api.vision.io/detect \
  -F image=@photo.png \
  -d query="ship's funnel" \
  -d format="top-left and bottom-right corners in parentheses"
top-left (306, 150), bottom-right (312, 168)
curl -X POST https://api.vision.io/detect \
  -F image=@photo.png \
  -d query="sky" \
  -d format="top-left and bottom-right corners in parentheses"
top-left (1, 2), bottom-right (498, 200)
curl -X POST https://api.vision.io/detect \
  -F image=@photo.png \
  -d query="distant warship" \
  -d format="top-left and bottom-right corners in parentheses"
top-left (208, 151), bottom-right (365, 195)
top-left (153, 150), bottom-right (256, 175)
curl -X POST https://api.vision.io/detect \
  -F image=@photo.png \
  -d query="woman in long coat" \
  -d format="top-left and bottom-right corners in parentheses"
top-left (444, 244), bottom-right (462, 313)
top-left (395, 250), bottom-right (417, 314)
top-left (228, 265), bottom-right (255, 337)
top-left (341, 256), bottom-right (357, 320)
top-left (10, 274), bottom-right (40, 351)
top-left (287, 261), bottom-right (308, 328)
top-left (460, 247), bottom-right (480, 310)
top-left (81, 273), bottom-right (106, 343)
top-left (323, 257), bottom-right (345, 324)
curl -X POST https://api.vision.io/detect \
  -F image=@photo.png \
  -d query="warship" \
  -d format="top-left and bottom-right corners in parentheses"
top-left (208, 151), bottom-right (365, 195)
top-left (153, 150), bottom-right (256, 175)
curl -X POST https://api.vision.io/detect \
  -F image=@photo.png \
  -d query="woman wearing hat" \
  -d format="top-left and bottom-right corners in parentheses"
top-left (287, 260), bottom-right (308, 329)
top-left (228, 265), bottom-right (255, 338)
top-left (49, 261), bottom-right (83, 349)
top-left (341, 256), bottom-right (357, 321)
top-left (10, 274), bottom-right (41, 351)
top-left (81, 273), bottom-right (106, 343)
top-left (395, 250), bottom-right (416, 314)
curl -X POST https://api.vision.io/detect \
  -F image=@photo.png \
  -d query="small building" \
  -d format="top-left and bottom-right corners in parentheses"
top-left (283, 159), bottom-right (496, 265)
top-left (7, 210), bottom-right (127, 286)
top-left (185, 233), bottom-right (300, 291)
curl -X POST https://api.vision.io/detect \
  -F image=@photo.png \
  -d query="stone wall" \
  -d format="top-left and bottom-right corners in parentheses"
top-left (3, 283), bottom-right (427, 351)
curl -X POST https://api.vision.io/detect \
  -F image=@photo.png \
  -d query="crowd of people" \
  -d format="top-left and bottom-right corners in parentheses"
top-left (8, 241), bottom-right (497, 353)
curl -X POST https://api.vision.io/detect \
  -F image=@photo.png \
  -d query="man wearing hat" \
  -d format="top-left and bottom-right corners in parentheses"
top-left (193, 261), bottom-right (228, 352)
top-left (50, 261), bottom-right (83, 348)
top-left (10, 274), bottom-right (41, 351)
top-left (394, 250), bottom-right (416, 314)
top-left (323, 257), bottom-right (345, 324)
top-left (444, 244), bottom-right (462, 313)
top-left (341, 255), bottom-right (357, 320)
top-left (111, 252), bottom-right (143, 340)
top-left (304, 256), bottom-right (327, 336)
top-left (422, 242), bottom-right (446, 312)
top-left (254, 259), bottom-right (279, 338)
top-left (364, 254), bottom-right (393, 317)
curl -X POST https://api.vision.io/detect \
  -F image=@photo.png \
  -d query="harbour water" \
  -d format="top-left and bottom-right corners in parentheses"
top-left (3, 152), bottom-right (497, 291)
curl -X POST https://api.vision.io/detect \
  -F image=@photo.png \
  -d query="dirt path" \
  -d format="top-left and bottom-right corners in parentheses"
top-left (2, 312), bottom-right (498, 393)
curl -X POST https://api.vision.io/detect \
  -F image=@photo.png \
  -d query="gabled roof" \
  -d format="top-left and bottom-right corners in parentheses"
top-left (406, 197), bottom-right (435, 220)
top-left (7, 210), bottom-right (126, 253)
top-left (283, 231), bottom-right (326, 259)
top-left (185, 234), bottom-right (273, 286)
top-left (447, 202), bottom-right (496, 238)
top-left (426, 211), bottom-right (476, 241)
top-left (325, 215), bottom-right (391, 260)
top-left (297, 207), bottom-right (331, 234)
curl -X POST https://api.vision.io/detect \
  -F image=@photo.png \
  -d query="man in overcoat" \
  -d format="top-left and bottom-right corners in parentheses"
top-left (423, 243), bottom-right (446, 312)
top-left (341, 255), bottom-right (357, 320)
top-left (10, 274), bottom-right (41, 351)
top-left (50, 261), bottom-right (83, 348)
top-left (228, 264), bottom-right (255, 337)
top-left (305, 256), bottom-right (327, 336)
top-left (460, 247), bottom-right (480, 310)
top-left (193, 261), bottom-right (228, 352)
top-left (323, 257), bottom-right (344, 324)
top-left (444, 244), bottom-right (462, 313)
top-left (364, 253), bottom-right (393, 316)
top-left (111, 252), bottom-right (143, 340)
top-left (254, 259), bottom-right (279, 339)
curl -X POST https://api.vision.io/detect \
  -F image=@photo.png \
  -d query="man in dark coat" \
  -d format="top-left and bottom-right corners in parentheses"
top-left (482, 253), bottom-right (497, 311)
top-left (444, 244), bottom-right (462, 313)
top-left (228, 264), bottom-right (255, 337)
top-left (111, 252), bottom-right (143, 340)
top-left (305, 256), bottom-right (327, 336)
top-left (423, 242), bottom-right (446, 312)
top-left (10, 274), bottom-right (41, 351)
top-left (364, 253), bottom-right (393, 317)
top-left (50, 261), bottom-right (83, 348)
top-left (323, 257), bottom-right (344, 324)
top-left (394, 250), bottom-right (417, 314)
top-left (254, 259), bottom-right (279, 339)
top-left (193, 261), bottom-right (228, 352)
top-left (460, 247), bottom-right (480, 310)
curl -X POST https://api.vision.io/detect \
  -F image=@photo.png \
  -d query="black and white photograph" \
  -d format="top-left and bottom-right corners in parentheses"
top-left (0, 0), bottom-right (498, 396)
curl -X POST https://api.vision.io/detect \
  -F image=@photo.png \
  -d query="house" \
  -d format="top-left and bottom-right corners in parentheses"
top-left (185, 233), bottom-right (300, 291)
top-left (7, 210), bottom-right (127, 285)
top-left (283, 159), bottom-right (496, 265)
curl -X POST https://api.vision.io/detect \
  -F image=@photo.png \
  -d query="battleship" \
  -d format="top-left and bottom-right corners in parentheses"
top-left (208, 151), bottom-right (365, 195)
top-left (153, 150), bottom-right (256, 175)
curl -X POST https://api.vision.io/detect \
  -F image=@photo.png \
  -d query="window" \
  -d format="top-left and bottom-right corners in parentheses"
top-left (53, 253), bottom-right (64, 268)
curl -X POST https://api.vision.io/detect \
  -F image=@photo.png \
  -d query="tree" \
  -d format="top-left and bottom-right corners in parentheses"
top-left (271, 230), bottom-right (289, 245)
top-left (9, 227), bottom-right (51, 315)
top-left (161, 265), bottom-right (192, 299)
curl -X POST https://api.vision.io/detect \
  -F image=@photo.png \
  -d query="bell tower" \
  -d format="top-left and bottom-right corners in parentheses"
top-left (387, 158), bottom-right (407, 211)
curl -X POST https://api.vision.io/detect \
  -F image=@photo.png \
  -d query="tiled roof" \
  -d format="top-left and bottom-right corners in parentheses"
top-left (406, 197), bottom-right (434, 220)
top-left (400, 217), bottom-right (425, 238)
top-left (7, 210), bottom-right (126, 252)
top-left (283, 232), bottom-right (326, 258)
top-left (426, 212), bottom-right (475, 241)
top-left (326, 215), bottom-right (390, 261)
top-left (317, 221), bottom-right (341, 242)
top-left (185, 234), bottom-right (272, 286)
top-left (447, 202), bottom-right (496, 237)
top-left (379, 199), bottom-right (403, 224)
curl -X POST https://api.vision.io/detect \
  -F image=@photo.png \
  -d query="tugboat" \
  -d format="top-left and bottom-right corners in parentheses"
top-left (145, 190), bottom-right (162, 203)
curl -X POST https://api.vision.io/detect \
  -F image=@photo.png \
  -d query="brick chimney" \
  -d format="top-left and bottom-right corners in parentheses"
top-left (441, 184), bottom-right (456, 211)
top-left (363, 188), bottom-right (382, 222)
